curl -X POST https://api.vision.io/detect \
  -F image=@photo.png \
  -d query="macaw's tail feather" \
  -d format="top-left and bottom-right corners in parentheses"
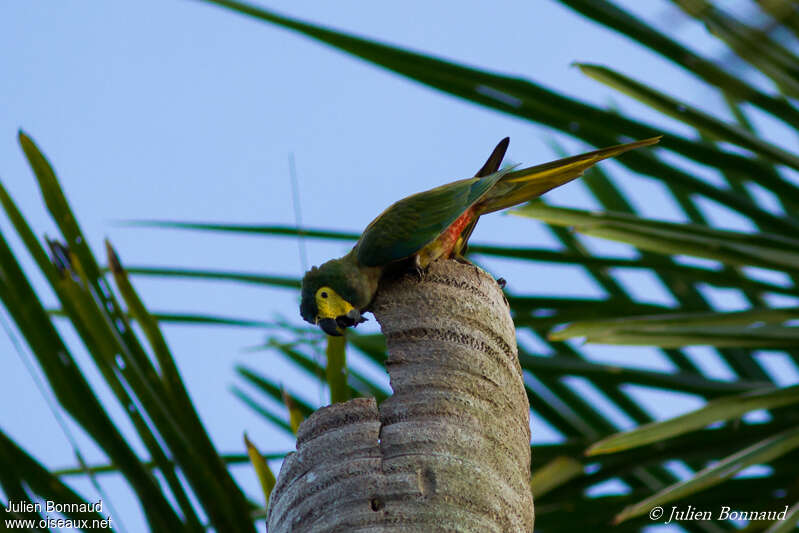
top-left (475, 137), bottom-right (510, 177)
top-left (476, 136), bottom-right (661, 214)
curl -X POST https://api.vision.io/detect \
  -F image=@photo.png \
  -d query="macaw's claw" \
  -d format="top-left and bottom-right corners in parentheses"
top-left (497, 277), bottom-right (507, 289)
top-left (404, 259), bottom-right (425, 281)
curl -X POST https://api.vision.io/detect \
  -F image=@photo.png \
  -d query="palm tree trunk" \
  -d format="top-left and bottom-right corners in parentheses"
top-left (268, 259), bottom-right (533, 532)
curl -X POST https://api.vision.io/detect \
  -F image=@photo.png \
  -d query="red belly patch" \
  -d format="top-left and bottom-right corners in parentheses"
top-left (439, 208), bottom-right (474, 256)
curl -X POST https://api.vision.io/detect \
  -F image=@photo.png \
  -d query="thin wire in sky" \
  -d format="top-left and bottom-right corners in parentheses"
top-left (288, 153), bottom-right (308, 274)
top-left (288, 153), bottom-right (325, 405)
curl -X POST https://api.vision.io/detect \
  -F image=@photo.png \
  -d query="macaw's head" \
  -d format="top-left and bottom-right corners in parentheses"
top-left (300, 258), bottom-right (369, 336)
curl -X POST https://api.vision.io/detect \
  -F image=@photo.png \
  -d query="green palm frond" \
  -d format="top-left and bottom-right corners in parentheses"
top-left (1, 133), bottom-right (256, 532)
top-left (3, 1), bottom-right (799, 531)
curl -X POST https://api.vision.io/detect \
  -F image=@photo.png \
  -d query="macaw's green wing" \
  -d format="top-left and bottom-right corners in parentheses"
top-left (356, 167), bottom-right (513, 267)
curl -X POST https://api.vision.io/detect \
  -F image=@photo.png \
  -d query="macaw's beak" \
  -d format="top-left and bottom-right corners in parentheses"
top-left (318, 309), bottom-right (367, 337)
top-left (319, 318), bottom-right (343, 336)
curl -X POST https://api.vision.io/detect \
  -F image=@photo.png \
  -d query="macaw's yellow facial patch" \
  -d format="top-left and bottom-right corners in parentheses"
top-left (315, 286), bottom-right (355, 322)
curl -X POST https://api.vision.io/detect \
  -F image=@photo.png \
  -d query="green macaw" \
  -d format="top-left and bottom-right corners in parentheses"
top-left (301, 136), bottom-right (660, 335)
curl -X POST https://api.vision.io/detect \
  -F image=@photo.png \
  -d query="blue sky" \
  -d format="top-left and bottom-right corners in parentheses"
top-left (1, 1), bottom-right (792, 531)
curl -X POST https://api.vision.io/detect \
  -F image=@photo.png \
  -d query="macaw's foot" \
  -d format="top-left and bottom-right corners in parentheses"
top-left (404, 256), bottom-right (426, 281)
top-left (495, 277), bottom-right (509, 307)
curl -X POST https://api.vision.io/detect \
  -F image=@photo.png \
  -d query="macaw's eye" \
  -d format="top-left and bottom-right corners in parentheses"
top-left (321, 291), bottom-right (328, 299)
